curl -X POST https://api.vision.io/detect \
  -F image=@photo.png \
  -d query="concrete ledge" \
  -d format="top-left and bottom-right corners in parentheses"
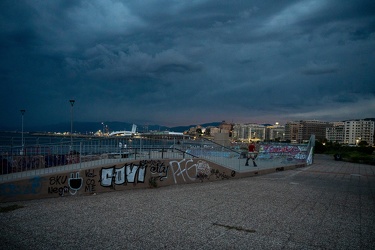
top-left (0, 156), bottom-right (307, 203)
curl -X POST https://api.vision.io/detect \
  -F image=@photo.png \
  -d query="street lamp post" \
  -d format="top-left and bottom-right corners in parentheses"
top-left (69, 99), bottom-right (75, 150)
top-left (20, 109), bottom-right (25, 155)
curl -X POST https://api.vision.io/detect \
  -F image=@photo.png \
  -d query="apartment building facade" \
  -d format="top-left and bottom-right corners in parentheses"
top-left (344, 120), bottom-right (374, 146)
top-left (326, 122), bottom-right (345, 144)
top-left (285, 120), bottom-right (331, 142)
top-left (232, 123), bottom-right (266, 141)
top-left (266, 123), bottom-right (285, 141)
top-left (284, 121), bottom-right (299, 142)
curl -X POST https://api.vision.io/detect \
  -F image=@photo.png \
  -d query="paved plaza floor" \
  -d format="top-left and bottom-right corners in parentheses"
top-left (0, 154), bottom-right (374, 249)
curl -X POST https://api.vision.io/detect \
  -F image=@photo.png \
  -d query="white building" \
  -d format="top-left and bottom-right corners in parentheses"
top-left (232, 123), bottom-right (266, 141)
top-left (344, 120), bottom-right (374, 146)
top-left (326, 122), bottom-right (345, 144)
top-left (266, 122), bottom-right (285, 141)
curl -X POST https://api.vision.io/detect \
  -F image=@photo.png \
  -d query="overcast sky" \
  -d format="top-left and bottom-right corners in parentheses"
top-left (1, 0), bottom-right (374, 129)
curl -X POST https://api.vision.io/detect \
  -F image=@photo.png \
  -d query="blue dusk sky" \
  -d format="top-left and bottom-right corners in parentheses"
top-left (1, 0), bottom-right (374, 129)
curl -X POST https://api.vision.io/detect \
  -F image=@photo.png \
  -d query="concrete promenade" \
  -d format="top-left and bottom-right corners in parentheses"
top-left (1, 154), bottom-right (374, 249)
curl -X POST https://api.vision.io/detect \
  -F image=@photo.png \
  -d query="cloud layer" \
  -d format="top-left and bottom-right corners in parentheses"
top-left (1, 0), bottom-right (374, 129)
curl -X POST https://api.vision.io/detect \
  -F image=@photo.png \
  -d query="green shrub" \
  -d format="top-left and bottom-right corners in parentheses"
top-left (317, 141), bottom-right (375, 165)
top-left (341, 151), bottom-right (375, 165)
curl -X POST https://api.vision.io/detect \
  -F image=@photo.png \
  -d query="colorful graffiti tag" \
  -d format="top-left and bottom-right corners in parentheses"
top-left (0, 176), bottom-right (43, 197)
top-left (259, 144), bottom-right (307, 160)
top-left (99, 160), bottom-right (173, 189)
top-left (1, 158), bottom-right (237, 202)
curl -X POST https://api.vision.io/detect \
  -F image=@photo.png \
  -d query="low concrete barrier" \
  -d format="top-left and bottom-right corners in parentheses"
top-left (0, 157), bottom-right (306, 203)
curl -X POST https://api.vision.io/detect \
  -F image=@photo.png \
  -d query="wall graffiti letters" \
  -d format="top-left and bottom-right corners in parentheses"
top-left (85, 169), bottom-right (96, 193)
top-left (259, 144), bottom-right (307, 160)
top-left (47, 172), bottom-right (83, 196)
top-left (145, 160), bottom-right (169, 181)
top-left (48, 175), bottom-right (68, 196)
top-left (169, 159), bottom-right (211, 184)
top-left (2, 158), bottom-right (240, 202)
top-left (126, 164), bottom-right (143, 184)
top-left (211, 169), bottom-right (236, 180)
top-left (100, 162), bottom-right (147, 188)
top-left (100, 165), bottom-right (117, 188)
top-left (49, 175), bottom-right (67, 186)
top-left (170, 159), bottom-right (194, 184)
top-left (48, 185), bottom-right (69, 196)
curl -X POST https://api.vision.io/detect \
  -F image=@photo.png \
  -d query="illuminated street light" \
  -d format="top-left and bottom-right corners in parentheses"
top-left (20, 109), bottom-right (25, 155)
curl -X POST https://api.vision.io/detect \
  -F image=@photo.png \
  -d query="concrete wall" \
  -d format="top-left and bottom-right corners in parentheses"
top-left (0, 158), bottom-right (306, 203)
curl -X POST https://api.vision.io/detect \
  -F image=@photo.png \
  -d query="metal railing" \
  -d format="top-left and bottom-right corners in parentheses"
top-left (174, 137), bottom-right (310, 171)
top-left (0, 134), bottom-right (314, 182)
top-left (0, 135), bottom-right (190, 180)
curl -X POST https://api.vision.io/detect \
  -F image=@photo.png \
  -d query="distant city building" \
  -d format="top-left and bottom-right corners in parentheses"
top-left (219, 121), bottom-right (232, 134)
top-left (232, 123), bottom-right (266, 141)
top-left (344, 120), bottom-right (374, 146)
top-left (326, 122), bottom-right (345, 144)
top-left (209, 127), bottom-right (221, 136)
top-left (183, 118), bottom-right (374, 146)
top-left (266, 122), bottom-right (285, 141)
top-left (187, 125), bottom-right (204, 135)
top-left (284, 121), bottom-right (299, 142)
top-left (285, 120), bottom-right (331, 142)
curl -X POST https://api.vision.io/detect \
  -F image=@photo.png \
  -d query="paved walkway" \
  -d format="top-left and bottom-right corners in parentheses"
top-left (1, 154), bottom-right (374, 249)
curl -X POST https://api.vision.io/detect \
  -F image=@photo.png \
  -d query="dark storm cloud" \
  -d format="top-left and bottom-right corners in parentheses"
top-left (1, 0), bottom-right (374, 130)
top-left (301, 62), bottom-right (338, 75)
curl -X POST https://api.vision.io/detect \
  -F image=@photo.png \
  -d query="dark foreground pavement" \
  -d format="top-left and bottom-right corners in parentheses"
top-left (1, 154), bottom-right (374, 249)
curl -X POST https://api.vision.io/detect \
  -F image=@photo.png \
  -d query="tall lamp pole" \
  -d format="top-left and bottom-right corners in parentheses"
top-left (69, 99), bottom-right (75, 150)
top-left (20, 109), bottom-right (26, 155)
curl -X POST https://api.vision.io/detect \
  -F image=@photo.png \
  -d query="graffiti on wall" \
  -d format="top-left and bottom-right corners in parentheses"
top-left (169, 159), bottom-right (236, 183)
top-left (68, 172), bottom-right (83, 195)
top-left (0, 176), bottom-right (43, 197)
top-left (259, 144), bottom-right (307, 160)
top-left (84, 169), bottom-right (97, 193)
top-left (101, 165), bottom-right (125, 189)
top-left (147, 160), bottom-right (169, 181)
top-left (211, 169), bottom-right (236, 180)
top-left (196, 160), bottom-right (212, 181)
top-left (169, 159), bottom-right (211, 184)
top-left (99, 160), bottom-right (170, 189)
top-left (100, 163), bottom-right (146, 188)
top-left (1, 158), bottom-right (237, 201)
top-left (48, 175), bottom-right (68, 196)
top-left (48, 172), bottom-right (83, 196)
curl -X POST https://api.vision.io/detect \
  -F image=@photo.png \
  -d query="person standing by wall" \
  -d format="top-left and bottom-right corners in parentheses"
top-left (245, 141), bottom-right (258, 167)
